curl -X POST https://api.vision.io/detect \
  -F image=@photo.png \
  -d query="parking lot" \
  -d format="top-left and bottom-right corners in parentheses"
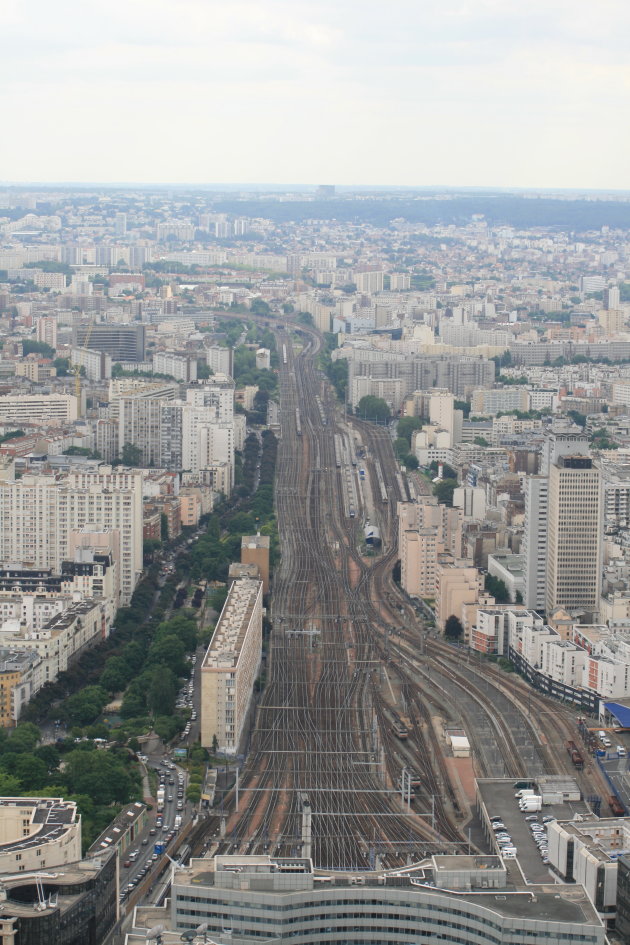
top-left (477, 780), bottom-right (591, 884)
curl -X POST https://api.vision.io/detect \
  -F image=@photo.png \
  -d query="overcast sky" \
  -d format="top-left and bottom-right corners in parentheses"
top-left (1, 0), bottom-right (628, 189)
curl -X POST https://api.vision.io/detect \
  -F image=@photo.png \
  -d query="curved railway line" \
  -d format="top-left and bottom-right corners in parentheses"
top-left (197, 322), bottom-right (606, 870)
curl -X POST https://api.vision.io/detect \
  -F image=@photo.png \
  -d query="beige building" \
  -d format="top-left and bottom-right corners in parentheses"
top-left (241, 535), bottom-right (270, 594)
top-left (0, 648), bottom-right (43, 727)
top-left (0, 797), bottom-right (81, 874)
top-left (401, 528), bottom-right (442, 598)
top-left (435, 558), bottom-right (482, 632)
top-left (546, 457), bottom-right (602, 617)
top-left (201, 577), bottom-right (263, 755)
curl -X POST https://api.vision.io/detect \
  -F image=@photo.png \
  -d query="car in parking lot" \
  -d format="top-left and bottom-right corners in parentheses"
top-left (525, 814), bottom-right (538, 822)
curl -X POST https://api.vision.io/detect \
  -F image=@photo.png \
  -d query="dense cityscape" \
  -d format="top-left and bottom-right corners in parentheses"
top-left (2, 186), bottom-right (630, 944)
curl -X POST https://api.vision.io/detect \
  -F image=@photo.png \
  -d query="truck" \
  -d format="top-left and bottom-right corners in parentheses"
top-left (156, 788), bottom-right (165, 814)
top-left (519, 796), bottom-right (542, 812)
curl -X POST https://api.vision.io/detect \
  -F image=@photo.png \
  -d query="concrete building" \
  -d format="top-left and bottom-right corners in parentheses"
top-left (547, 816), bottom-right (630, 929)
top-left (146, 853), bottom-right (607, 945)
top-left (546, 457), bottom-right (603, 617)
top-left (241, 534), bottom-right (270, 594)
top-left (74, 323), bottom-right (145, 361)
top-left (70, 345), bottom-right (112, 381)
top-left (400, 528), bottom-right (441, 598)
top-left (487, 552), bottom-right (526, 603)
top-left (255, 347), bottom-right (271, 370)
top-left (453, 486), bottom-right (486, 520)
top-left (201, 577), bottom-right (263, 754)
top-left (0, 598), bottom-right (107, 684)
top-left (0, 394), bottom-right (78, 426)
top-left (435, 558), bottom-right (482, 632)
top-left (0, 796), bottom-right (81, 873)
top-left (152, 350), bottom-right (198, 382)
top-left (0, 648), bottom-right (43, 727)
top-left (0, 467), bottom-right (142, 604)
top-left (204, 344), bottom-right (233, 376)
top-left (471, 387), bottom-right (530, 416)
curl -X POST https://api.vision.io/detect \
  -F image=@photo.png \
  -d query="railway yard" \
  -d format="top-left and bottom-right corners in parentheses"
top-left (197, 326), bottom-right (609, 871)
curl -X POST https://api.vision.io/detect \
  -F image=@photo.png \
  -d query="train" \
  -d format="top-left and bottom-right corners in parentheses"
top-left (565, 740), bottom-right (585, 770)
top-left (373, 459), bottom-right (388, 504)
top-left (392, 720), bottom-right (409, 740)
top-left (314, 395), bottom-right (327, 426)
top-left (396, 778), bottom-right (416, 800)
top-left (295, 407), bottom-right (302, 436)
top-left (282, 344), bottom-right (287, 365)
top-left (334, 434), bottom-right (342, 468)
top-left (609, 795), bottom-right (626, 816)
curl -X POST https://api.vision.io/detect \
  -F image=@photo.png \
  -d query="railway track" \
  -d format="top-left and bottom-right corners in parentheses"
top-left (198, 321), bottom-right (604, 871)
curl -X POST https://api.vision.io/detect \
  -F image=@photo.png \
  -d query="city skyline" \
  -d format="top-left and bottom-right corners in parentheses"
top-left (2, 0), bottom-right (630, 189)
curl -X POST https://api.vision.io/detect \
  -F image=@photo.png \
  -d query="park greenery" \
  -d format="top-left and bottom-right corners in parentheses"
top-left (318, 333), bottom-right (348, 401)
top-left (356, 395), bottom-right (390, 423)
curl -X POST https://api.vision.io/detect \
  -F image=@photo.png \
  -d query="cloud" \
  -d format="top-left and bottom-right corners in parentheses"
top-left (1, 0), bottom-right (629, 187)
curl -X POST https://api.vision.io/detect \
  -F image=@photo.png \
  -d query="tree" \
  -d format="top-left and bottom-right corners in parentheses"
top-left (393, 437), bottom-right (410, 461)
top-left (100, 656), bottom-right (132, 694)
top-left (357, 395), bottom-right (390, 423)
top-left (53, 357), bottom-right (70, 376)
top-left (473, 436), bottom-right (490, 447)
top-left (432, 478), bottom-right (457, 507)
top-left (21, 340), bottom-right (55, 359)
top-left (397, 416), bottom-right (423, 445)
top-left (485, 574), bottom-right (510, 603)
top-left (444, 615), bottom-right (463, 640)
top-left (121, 442), bottom-right (142, 466)
top-left (404, 454), bottom-right (419, 470)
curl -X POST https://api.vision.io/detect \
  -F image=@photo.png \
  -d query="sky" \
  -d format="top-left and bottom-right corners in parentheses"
top-left (1, 0), bottom-right (629, 190)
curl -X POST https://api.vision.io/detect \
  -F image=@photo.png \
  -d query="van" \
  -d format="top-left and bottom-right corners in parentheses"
top-left (502, 848), bottom-right (518, 858)
top-left (515, 790), bottom-right (535, 798)
top-left (617, 745), bottom-right (626, 756)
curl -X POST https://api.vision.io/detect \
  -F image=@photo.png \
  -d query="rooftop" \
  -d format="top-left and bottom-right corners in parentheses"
top-left (0, 798), bottom-right (77, 854)
top-left (202, 578), bottom-right (261, 671)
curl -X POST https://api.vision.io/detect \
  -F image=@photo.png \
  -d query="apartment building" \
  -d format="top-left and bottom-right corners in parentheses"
top-left (0, 393), bottom-right (78, 426)
top-left (546, 457), bottom-right (602, 617)
top-left (0, 468), bottom-right (142, 604)
top-left (0, 598), bottom-right (107, 683)
top-left (201, 577), bottom-right (263, 755)
top-left (0, 648), bottom-right (43, 727)
top-left (152, 350), bottom-right (198, 382)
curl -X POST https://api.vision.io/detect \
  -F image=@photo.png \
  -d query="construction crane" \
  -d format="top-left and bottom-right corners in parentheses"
top-left (71, 318), bottom-right (95, 413)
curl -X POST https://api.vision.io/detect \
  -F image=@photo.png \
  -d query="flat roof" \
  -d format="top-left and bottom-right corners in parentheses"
top-left (477, 780), bottom-right (591, 885)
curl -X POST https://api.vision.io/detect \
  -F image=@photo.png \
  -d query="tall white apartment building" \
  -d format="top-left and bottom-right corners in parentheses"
top-left (0, 467), bottom-right (142, 604)
top-left (201, 578), bottom-right (263, 754)
top-left (546, 457), bottom-right (602, 617)
top-left (185, 375), bottom-right (234, 423)
top-left (152, 350), bottom-right (197, 382)
top-left (36, 316), bottom-right (57, 348)
top-left (182, 409), bottom-right (234, 480)
top-left (523, 476), bottom-right (549, 612)
top-left (204, 345), bottom-right (233, 376)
